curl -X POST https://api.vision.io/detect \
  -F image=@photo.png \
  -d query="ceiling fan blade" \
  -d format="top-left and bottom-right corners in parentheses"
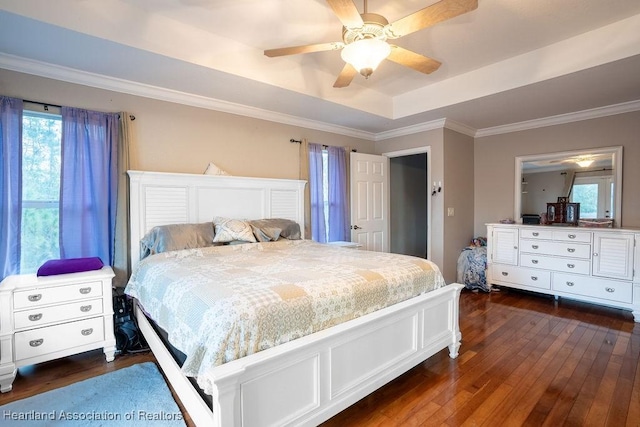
top-left (264, 42), bottom-right (344, 57)
top-left (387, 46), bottom-right (441, 74)
top-left (333, 63), bottom-right (358, 88)
top-left (386, 0), bottom-right (478, 38)
top-left (326, 0), bottom-right (364, 28)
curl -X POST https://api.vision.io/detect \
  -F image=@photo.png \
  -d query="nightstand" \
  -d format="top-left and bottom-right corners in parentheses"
top-left (0, 266), bottom-right (116, 392)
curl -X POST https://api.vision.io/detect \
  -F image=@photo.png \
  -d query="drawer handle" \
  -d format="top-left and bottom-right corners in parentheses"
top-left (567, 248), bottom-right (575, 253)
top-left (605, 287), bottom-right (615, 293)
top-left (28, 313), bottom-right (43, 322)
top-left (566, 281), bottom-right (575, 286)
top-left (532, 245), bottom-right (539, 249)
top-left (593, 253), bottom-right (599, 257)
top-left (568, 234), bottom-right (576, 239)
top-left (81, 328), bottom-right (94, 336)
top-left (29, 339), bottom-right (44, 347)
top-left (80, 305), bottom-right (92, 313)
top-left (501, 272), bottom-right (508, 276)
top-left (28, 294), bottom-right (42, 302)
top-left (531, 276), bottom-right (538, 281)
top-left (532, 232), bottom-right (539, 236)
top-left (567, 263), bottom-right (575, 268)
top-left (531, 259), bottom-right (539, 264)
top-left (79, 287), bottom-right (92, 295)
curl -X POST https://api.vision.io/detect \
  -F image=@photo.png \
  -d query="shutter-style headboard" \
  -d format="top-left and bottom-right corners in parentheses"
top-left (128, 171), bottom-right (306, 271)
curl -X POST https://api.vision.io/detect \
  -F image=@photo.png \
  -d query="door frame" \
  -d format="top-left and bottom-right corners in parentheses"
top-left (382, 146), bottom-right (432, 260)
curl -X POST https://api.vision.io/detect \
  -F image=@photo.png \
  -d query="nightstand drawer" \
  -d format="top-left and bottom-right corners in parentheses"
top-left (14, 298), bottom-right (104, 330)
top-left (13, 281), bottom-right (103, 309)
top-left (14, 317), bottom-right (105, 361)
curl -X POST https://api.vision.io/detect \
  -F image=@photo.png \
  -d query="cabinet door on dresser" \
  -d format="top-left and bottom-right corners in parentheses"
top-left (592, 232), bottom-right (635, 281)
top-left (490, 227), bottom-right (519, 265)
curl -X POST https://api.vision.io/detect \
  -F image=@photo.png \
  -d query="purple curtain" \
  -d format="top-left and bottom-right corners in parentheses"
top-left (327, 146), bottom-right (349, 242)
top-left (0, 96), bottom-right (23, 280)
top-left (309, 143), bottom-right (326, 242)
top-left (60, 107), bottom-right (119, 264)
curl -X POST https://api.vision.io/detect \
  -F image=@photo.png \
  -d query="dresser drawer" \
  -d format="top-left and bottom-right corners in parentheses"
top-left (519, 239), bottom-right (591, 259)
top-left (14, 298), bottom-right (104, 330)
top-left (13, 281), bottom-right (103, 309)
top-left (552, 230), bottom-right (591, 243)
top-left (519, 228), bottom-right (553, 240)
top-left (490, 265), bottom-right (551, 289)
top-left (553, 273), bottom-right (633, 304)
top-left (14, 317), bottom-right (104, 361)
top-left (520, 254), bottom-right (590, 275)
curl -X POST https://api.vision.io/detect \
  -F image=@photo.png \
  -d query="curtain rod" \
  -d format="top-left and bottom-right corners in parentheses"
top-left (289, 138), bottom-right (357, 152)
top-left (23, 98), bottom-right (136, 120)
top-left (24, 99), bottom-right (62, 110)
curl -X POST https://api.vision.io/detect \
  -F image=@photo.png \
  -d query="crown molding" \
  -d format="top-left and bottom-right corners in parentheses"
top-left (475, 99), bottom-right (640, 138)
top-left (374, 118), bottom-right (447, 141)
top-left (2, 52), bottom-right (638, 143)
top-left (443, 119), bottom-right (476, 137)
top-left (0, 52), bottom-right (376, 141)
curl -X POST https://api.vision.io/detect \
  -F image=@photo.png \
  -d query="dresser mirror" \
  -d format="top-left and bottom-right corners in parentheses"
top-left (514, 146), bottom-right (622, 227)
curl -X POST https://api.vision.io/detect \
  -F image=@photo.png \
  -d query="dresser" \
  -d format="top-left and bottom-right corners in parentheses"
top-left (0, 267), bottom-right (116, 392)
top-left (487, 224), bottom-right (639, 322)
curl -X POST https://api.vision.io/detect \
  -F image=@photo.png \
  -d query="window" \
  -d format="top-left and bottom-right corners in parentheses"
top-left (308, 144), bottom-right (349, 243)
top-left (20, 109), bottom-right (62, 273)
top-left (571, 175), bottom-right (614, 219)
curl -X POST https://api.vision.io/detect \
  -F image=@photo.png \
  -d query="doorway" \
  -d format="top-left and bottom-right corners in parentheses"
top-left (388, 150), bottom-right (429, 258)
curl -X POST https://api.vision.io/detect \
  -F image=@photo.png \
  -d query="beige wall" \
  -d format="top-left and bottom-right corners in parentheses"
top-left (443, 129), bottom-right (475, 283)
top-left (474, 111), bottom-right (640, 235)
top-left (0, 69), bottom-right (375, 180)
top-left (376, 129), bottom-right (475, 283)
top-left (376, 129), bottom-right (446, 273)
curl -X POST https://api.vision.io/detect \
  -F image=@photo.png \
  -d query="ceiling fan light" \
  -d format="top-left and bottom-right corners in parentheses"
top-left (341, 38), bottom-right (391, 78)
top-left (576, 159), bottom-right (594, 167)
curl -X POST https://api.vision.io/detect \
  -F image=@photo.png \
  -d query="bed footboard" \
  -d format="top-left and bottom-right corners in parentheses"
top-left (135, 283), bottom-right (463, 427)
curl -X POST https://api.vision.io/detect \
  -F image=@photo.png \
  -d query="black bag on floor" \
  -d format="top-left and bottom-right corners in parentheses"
top-left (113, 290), bottom-right (148, 354)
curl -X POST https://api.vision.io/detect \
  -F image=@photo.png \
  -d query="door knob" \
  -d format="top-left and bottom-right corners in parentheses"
top-left (352, 225), bottom-right (362, 230)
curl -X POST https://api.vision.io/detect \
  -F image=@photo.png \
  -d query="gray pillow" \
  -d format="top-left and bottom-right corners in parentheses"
top-left (140, 222), bottom-right (215, 258)
top-left (248, 218), bottom-right (301, 240)
top-left (251, 225), bottom-right (282, 242)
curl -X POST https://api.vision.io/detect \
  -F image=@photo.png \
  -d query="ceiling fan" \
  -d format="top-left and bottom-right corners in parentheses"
top-left (264, 0), bottom-right (478, 88)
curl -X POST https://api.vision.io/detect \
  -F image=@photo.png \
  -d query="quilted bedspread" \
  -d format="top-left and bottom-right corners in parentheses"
top-left (125, 239), bottom-right (446, 394)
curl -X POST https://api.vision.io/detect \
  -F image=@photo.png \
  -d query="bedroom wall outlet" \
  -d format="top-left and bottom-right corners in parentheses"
top-left (447, 207), bottom-right (455, 217)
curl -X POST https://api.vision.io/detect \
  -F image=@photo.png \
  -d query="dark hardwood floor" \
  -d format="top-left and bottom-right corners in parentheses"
top-left (1, 288), bottom-right (638, 426)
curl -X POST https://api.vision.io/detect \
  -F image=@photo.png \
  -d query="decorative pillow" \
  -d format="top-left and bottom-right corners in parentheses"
top-left (251, 225), bottom-right (282, 242)
top-left (141, 222), bottom-right (215, 258)
top-left (37, 257), bottom-right (104, 276)
top-left (248, 218), bottom-right (301, 240)
top-left (203, 162), bottom-right (229, 176)
top-left (212, 217), bottom-right (257, 243)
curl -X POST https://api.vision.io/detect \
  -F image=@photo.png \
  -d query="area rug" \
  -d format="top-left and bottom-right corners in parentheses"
top-left (0, 362), bottom-right (186, 426)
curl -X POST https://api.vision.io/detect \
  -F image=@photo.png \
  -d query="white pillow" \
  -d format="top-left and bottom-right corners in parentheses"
top-left (203, 162), bottom-right (229, 176)
top-left (212, 217), bottom-right (257, 243)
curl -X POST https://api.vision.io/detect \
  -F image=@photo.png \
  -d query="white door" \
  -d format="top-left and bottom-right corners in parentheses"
top-left (350, 152), bottom-right (389, 252)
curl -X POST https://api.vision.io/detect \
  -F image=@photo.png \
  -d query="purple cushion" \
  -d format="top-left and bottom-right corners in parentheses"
top-left (37, 257), bottom-right (104, 276)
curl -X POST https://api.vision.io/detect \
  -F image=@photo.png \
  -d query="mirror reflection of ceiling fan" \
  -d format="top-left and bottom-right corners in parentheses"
top-left (264, 0), bottom-right (478, 88)
top-left (546, 153), bottom-right (612, 168)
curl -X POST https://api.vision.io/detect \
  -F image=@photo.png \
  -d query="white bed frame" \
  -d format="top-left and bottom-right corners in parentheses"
top-left (128, 170), bottom-right (463, 427)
